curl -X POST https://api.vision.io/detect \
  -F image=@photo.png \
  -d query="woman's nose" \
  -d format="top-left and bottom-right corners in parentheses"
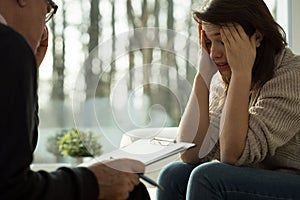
top-left (210, 45), bottom-right (223, 59)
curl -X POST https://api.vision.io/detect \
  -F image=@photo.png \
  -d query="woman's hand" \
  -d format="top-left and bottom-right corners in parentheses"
top-left (219, 24), bottom-right (255, 164)
top-left (220, 24), bottom-right (256, 77)
top-left (197, 23), bottom-right (217, 88)
top-left (198, 24), bottom-right (209, 52)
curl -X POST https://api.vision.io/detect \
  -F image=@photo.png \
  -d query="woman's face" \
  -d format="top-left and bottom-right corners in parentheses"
top-left (202, 23), bottom-right (231, 81)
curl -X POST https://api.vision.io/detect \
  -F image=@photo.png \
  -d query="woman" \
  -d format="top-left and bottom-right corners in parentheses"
top-left (157, 0), bottom-right (300, 199)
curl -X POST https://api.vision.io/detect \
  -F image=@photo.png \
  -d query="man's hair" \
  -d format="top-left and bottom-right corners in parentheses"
top-left (193, 0), bottom-right (287, 90)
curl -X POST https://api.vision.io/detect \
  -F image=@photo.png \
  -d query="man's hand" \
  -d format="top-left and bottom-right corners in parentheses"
top-left (88, 158), bottom-right (145, 200)
top-left (35, 26), bottom-right (49, 67)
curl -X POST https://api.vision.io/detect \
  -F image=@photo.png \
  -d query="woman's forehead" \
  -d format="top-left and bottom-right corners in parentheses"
top-left (202, 23), bottom-right (221, 37)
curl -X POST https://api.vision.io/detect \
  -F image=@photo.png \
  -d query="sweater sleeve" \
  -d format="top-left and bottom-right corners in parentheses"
top-left (236, 53), bottom-right (300, 166)
top-left (0, 24), bottom-right (99, 200)
top-left (26, 167), bottom-right (99, 200)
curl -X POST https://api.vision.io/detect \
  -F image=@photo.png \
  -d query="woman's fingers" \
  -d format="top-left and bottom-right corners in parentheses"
top-left (198, 24), bottom-right (202, 46)
top-left (220, 23), bottom-right (257, 74)
top-left (220, 27), bottom-right (230, 48)
top-left (235, 24), bottom-right (248, 39)
top-left (201, 30), bottom-right (208, 50)
top-left (222, 24), bottom-right (249, 43)
top-left (221, 25), bottom-right (235, 45)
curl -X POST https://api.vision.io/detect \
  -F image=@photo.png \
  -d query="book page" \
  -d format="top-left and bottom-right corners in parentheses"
top-left (95, 139), bottom-right (195, 165)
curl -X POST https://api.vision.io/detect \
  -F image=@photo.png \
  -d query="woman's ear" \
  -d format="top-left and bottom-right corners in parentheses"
top-left (255, 31), bottom-right (264, 47)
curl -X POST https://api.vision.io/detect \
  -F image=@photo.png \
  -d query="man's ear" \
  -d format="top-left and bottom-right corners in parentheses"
top-left (255, 31), bottom-right (264, 47)
top-left (17, 0), bottom-right (27, 7)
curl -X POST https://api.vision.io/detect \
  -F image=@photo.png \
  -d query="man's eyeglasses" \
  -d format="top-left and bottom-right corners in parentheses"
top-left (45, 0), bottom-right (58, 22)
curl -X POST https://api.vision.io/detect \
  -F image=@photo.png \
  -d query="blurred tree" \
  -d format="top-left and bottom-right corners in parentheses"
top-left (186, 0), bottom-right (197, 85)
top-left (85, 0), bottom-right (111, 98)
top-left (88, 0), bottom-right (100, 53)
top-left (49, 0), bottom-right (66, 127)
top-left (141, 0), bottom-right (152, 96)
top-left (51, 1), bottom-right (65, 101)
top-left (108, 0), bottom-right (116, 95)
top-left (127, 0), bottom-right (137, 91)
top-left (42, 0), bottom-right (207, 128)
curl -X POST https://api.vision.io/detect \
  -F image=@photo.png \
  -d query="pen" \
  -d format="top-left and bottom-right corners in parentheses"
top-left (138, 173), bottom-right (164, 190)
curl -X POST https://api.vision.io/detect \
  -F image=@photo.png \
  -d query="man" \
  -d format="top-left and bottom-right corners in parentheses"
top-left (0, 0), bottom-right (150, 199)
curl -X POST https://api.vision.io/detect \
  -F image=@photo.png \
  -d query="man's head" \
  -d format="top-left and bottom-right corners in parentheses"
top-left (0, 0), bottom-right (57, 53)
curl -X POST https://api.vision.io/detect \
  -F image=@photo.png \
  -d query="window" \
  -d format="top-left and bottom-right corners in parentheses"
top-left (35, 0), bottom-right (297, 165)
top-left (265, 0), bottom-right (300, 53)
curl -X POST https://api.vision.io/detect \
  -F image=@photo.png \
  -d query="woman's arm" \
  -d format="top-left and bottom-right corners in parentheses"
top-left (219, 24), bottom-right (257, 164)
top-left (178, 73), bottom-right (210, 164)
top-left (178, 26), bottom-right (217, 164)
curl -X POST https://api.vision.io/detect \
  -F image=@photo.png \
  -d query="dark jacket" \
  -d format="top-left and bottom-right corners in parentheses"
top-left (0, 23), bottom-right (98, 200)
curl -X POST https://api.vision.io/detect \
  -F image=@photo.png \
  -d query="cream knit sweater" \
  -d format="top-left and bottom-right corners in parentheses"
top-left (207, 48), bottom-right (300, 174)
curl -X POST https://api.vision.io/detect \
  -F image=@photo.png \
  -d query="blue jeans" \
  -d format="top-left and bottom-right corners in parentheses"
top-left (156, 161), bottom-right (300, 200)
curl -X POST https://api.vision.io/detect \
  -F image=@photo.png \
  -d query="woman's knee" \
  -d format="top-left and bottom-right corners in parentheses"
top-left (187, 162), bottom-right (228, 199)
top-left (158, 161), bottom-right (195, 185)
top-left (189, 162), bottom-right (225, 184)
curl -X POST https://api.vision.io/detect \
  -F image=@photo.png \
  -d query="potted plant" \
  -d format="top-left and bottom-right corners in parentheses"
top-left (47, 128), bottom-right (103, 165)
top-left (46, 132), bottom-right (65, 162)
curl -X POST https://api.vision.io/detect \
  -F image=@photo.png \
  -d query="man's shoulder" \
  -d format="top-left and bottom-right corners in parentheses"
top-left (0, 23), bottom-right (37, 82)
top-left (0, 23), bottom-right (23, 40)
top-left (0, 23), bottom-right (34, 55)
top-left (0, 23), bottom-right (36, 68)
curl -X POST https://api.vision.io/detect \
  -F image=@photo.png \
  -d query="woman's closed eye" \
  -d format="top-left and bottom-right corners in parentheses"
top-left (205, 40), bottom-right (224, 47)
top-left (205, 40), bottom-right (212, 47)
top-left (206, 42), bottom-right (212, 48)
top-left (216, 39), bottom-right (224, 46)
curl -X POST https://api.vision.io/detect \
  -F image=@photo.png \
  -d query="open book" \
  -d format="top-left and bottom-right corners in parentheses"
top-left (95, 138), bottom-right (195, 165)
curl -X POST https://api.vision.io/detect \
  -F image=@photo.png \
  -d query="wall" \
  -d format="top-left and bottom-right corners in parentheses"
top-left (290, 0), bottom-right (300, 53)
top-left (275, 0), bottom-right (299, 54)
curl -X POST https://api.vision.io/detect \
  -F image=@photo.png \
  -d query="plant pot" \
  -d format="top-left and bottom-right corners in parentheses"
top-left (56, 155), bottom-right (67, 163)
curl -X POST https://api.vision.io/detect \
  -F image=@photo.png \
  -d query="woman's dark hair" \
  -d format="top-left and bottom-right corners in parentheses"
top-left (193, 0), bottom-right (287, 90)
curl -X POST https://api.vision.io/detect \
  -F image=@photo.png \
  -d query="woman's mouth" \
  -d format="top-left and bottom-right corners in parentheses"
top-left (216, 63), bottom-right (230, 71)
